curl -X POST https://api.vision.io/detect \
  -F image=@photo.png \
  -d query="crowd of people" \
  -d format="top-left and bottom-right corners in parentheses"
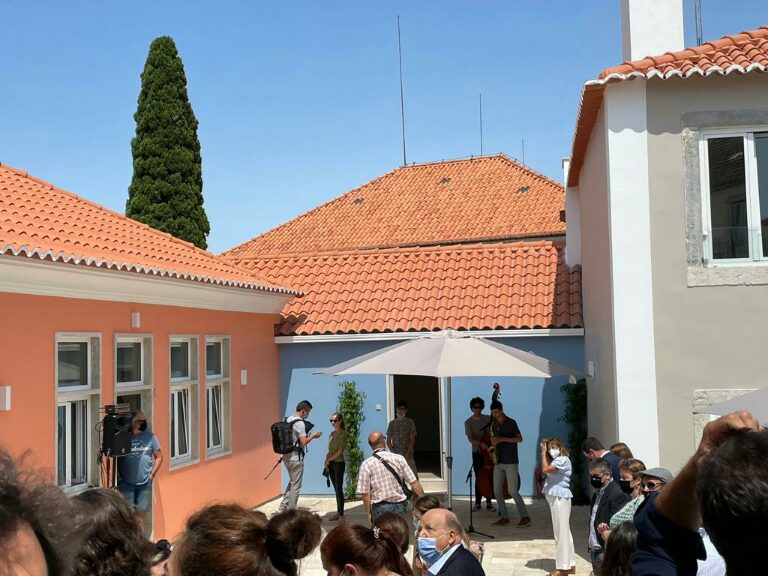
top-left (2, 392), bottom-right (765, 576)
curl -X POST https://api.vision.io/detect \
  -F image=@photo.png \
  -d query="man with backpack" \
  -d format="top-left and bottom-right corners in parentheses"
top-left (277, 400), bottom-right (322, 512)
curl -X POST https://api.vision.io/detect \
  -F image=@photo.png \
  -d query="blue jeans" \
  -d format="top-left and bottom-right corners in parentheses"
top-left (118, 480), bottom-right (153, 512)
top-left (371, 499), bottom-right (407, 521)
top-left (493, 463), bottom-right (529, 519)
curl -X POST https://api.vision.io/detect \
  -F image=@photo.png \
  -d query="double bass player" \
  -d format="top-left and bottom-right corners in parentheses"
top-left (464, 396), bottom-right (494, 511)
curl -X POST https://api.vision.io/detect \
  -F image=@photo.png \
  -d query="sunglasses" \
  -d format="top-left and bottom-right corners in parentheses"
top-left (642, 480), bottom-right (665, 491)
top-left (330, 419), bottom-right (338, 423)
top-left (471, 405), bottom-right (482, 410)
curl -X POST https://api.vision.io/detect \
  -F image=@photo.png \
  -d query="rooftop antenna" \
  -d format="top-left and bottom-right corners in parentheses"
top-left (521, 139), bottom-right (525, 165)
top-left (694, 0), bottom-right (703, 45)
top-left (479, 93), bottom-right (484, 156)
top-left (397, 16), bottom-right (407, 166)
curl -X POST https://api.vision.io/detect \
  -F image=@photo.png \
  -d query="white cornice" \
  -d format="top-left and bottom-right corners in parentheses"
top-left (274, 328), bottom-right (584, 344)
top-left (0, 255), bottom-right (294, 313)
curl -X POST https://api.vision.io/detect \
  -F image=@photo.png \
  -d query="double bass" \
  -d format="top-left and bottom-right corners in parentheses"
top-left (476, 383), bottom-right (511, 500)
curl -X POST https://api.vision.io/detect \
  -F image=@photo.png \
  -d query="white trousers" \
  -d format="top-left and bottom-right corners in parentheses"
top-left (546, 494), bottom-right (576, 570)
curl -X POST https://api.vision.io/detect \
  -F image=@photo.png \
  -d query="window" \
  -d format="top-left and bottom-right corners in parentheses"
top-left (56, 334), bottom-right (101, 488)
top-left (169, 336), bottom-right (198, 466)
top-left (702, 130), bottom-right (768, 262)
top-left (205, 336), bottom-right (230, 456)
top-left (116, 341), bottom-right (142, 385)
top-left (57, 400), bottom-right (88, 486)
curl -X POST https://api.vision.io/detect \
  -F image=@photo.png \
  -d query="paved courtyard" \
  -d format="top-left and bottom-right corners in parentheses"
top-left (255, 495), bottom-right (593, 575)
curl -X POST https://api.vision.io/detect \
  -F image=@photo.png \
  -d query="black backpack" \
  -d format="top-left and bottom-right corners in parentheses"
top-left (271, 418), bottom-right (299, 454)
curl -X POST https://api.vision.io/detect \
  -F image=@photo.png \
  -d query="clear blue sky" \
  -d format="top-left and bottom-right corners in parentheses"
top-left (2, 1), bottom-right (767, 253)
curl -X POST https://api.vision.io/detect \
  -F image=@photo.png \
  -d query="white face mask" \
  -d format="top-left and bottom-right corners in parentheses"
top-left (549, 448), bottom-right (561, 458)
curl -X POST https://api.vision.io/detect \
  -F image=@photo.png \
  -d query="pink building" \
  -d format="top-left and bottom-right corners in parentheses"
top-left (0, 163), bottom-right (298, 538)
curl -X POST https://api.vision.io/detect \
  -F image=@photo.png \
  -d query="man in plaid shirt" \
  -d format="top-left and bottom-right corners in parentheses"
top-left (358, 431), bottom-right (424, 523)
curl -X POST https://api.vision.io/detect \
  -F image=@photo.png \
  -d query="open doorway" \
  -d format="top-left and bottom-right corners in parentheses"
top-left (392, 375), bottom-right (441, 477)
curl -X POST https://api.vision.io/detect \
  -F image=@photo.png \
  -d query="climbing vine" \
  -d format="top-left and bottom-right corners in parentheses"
top-left (337, 380), bottom-right (366, 500)
top-left (560, 377), bottom-right (589, 504)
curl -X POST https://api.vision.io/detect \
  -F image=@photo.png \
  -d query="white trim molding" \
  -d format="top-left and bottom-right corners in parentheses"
top-left (275, 328), bottom-right (584, 344)
top-left (0, 255), bottom-right (294, 313)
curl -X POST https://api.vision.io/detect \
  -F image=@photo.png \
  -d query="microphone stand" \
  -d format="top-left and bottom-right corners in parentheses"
top-left (465, 464), bottom-right (493, 539)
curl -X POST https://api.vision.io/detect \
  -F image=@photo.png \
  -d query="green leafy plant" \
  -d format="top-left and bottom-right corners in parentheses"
top-left (337, 380), bottom-right (366, 500)
top-left (559, 377), bottom-right (589, 504)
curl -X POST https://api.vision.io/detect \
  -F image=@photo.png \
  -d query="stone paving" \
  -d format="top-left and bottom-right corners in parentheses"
top-left (255, 495), bottom-right (593, 575)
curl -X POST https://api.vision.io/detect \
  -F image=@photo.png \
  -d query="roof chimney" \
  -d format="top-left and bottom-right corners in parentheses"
top-left (620, 0), bottom-right (684, 62)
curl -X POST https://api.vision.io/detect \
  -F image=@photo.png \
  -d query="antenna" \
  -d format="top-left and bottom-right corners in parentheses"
top-left (521, 139), bottom-right (525, 165)
top-left (479, 93), bottom-right (484, 156)
top-left (397, 16), bottom-right (407, 166)
top-left (694, 0), bottom-right (703, 45)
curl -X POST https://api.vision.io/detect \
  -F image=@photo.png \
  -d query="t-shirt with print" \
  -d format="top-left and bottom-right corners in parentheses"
top-left (117, 431), bottom-right (161, 485)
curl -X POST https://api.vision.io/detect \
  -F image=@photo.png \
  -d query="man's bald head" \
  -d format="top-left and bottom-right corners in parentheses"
top-left (368, 431), bottom-right (385, 448)
top-left (421, 508), bottom-right (461, 532)
top-left (418, 508), bottom-right (463, 551)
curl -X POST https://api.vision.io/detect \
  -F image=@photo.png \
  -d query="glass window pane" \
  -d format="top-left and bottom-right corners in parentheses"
top-left (212, 387), bottom-right (221, 447)
top-left (117, 394), bottom-right (141, 414)
top-left (170, 342), bottom-right (190, 379)
top-left (116, 342), bottom-right (142, 384)
top-left (708, 137), bottom-right (749, 259)
top-left (755, 135), bottom-right (768, 258)
top-left (57, 342), bottom-right (88, 388)
top-left (178, 390), bottom-right (188, 456)
top-left (206, 342), bottom-right (222, 377)
top-left (70, 401), bottom-right (87, 485)
top-left (171, 393), bottom-right (177, 458)
top-left (57, 405), bottom-right (66, 486)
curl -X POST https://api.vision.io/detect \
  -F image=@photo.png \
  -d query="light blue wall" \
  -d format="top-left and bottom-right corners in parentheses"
top-left (278, 336), bottom-right (583, 497)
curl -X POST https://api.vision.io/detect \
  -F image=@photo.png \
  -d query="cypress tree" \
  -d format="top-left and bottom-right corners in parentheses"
top-left (126, 36), bottom-right (210, 249)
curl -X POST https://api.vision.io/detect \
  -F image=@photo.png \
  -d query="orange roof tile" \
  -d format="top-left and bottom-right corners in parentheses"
top-left (222, 155), bottom-right (565, 258)
top-left (569, 25), bottom-right (768, 187)
top-left (0, 163), bottom-right (298, 294)
top-left (234, 241), bottom-right (582, 336)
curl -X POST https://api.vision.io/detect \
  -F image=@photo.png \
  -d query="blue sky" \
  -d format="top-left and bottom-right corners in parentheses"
top-left (2, 1), bottom-right (768, 253)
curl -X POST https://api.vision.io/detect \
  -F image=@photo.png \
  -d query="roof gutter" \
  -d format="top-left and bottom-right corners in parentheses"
top-left (274, 327), bottom-right (584, 344)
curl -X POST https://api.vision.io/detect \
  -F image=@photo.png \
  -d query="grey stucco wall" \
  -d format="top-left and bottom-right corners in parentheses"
top-left (577, 106), bottom-right (619, 445)
top-left (645, 73), bottom-right (768, 471)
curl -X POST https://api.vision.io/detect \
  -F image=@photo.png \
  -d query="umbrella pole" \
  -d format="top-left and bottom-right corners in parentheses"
top-left (446, 376), bottom-right (453, 509)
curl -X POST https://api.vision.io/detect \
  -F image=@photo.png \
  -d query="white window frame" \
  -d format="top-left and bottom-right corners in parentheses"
top-left (170, 338), bottom-right (193, 383)
top-left (205, 336), bottom-right (230, 457)
top-left (55, 332), bottom-right (101, 490)
top-left (170, 385), bottom-right (192, 462)
top-left (56, 336), bottom-right (92, 393)
top-left (57, 396), bottom-right (90, 487)
top-left (700, 126), bottom-right (768, 265)
top-left (115, 336), bottom-right (147, 389)
top-left (169, 335), bottom-right (199, 467)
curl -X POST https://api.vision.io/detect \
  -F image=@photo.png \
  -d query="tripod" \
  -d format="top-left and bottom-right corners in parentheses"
top-left (264, 456), bottom-right (283, 480)
top-left (465, 464), bottom-right (494, 538)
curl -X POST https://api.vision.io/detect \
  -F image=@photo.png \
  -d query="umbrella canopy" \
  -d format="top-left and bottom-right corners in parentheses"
top-left (696, 388), bottom-right (768, 425)
top-left (317, 330), bottom-right (580, 378)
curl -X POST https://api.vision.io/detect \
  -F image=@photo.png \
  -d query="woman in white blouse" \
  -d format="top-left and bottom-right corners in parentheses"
top-left (539, 437), bottom-right (576, 576)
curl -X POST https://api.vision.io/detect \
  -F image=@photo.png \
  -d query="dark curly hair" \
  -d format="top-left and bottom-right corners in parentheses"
top-left (173, 504), bottom-right (321, 576)
top-left (72, 488), bottom-right (153, 576)
top-left (0, 448), bottom-right (82, 576)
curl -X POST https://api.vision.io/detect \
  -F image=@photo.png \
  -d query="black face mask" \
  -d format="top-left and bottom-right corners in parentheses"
top-left (139, 422), bottom-right (148, 432)
top-left (590, 476), bottom-right (604, 489)
top-left (619, 479), bottom-right (634, 494)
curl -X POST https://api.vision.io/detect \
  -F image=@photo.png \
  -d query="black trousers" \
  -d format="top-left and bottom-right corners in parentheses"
top-left (472, 451), bottom-right (492, 505)
top-left (328, 460), bottom-right (346, 515)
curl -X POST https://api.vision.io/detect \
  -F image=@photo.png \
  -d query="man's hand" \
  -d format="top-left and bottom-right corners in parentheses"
top-left (313, 431), bottom-right (322, 440)
top-left (696, 411), bottom-right (759, 466)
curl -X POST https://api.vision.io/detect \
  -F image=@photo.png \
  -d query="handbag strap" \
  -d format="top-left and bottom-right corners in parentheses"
top-left (373, 453), bottom-right (407, 488)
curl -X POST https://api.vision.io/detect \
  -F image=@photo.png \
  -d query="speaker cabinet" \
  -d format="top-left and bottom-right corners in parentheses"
top-left (102, 413), bottom-right (133, 456)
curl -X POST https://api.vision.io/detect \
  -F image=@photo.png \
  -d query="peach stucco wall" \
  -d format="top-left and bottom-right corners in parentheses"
top-left (0, 291), bottom-right (281, 539)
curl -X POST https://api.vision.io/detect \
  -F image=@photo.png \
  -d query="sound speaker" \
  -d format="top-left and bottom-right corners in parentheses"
top-left (102, 413), bottom-right (133, 456)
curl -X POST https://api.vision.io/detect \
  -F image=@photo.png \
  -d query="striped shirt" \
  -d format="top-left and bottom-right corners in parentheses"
top-left (357, 449), bottom-right (417, 504)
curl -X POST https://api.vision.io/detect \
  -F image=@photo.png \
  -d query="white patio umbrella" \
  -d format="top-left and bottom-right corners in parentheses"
top-left (317, 330), bottom-right (580, 507)
top-left (695, 387), bottom-right (768, 425)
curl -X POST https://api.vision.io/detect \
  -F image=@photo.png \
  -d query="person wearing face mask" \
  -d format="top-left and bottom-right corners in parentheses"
top-left (586, 458), bottom-right (629, 575)
top-left (117, 410), bottom-right (163, 525)
top-left (539, 437), bottom-right (576, 576)
top-left (417, 508), bottom-right (485, 576)
top-left (597, 458), bottom-right (647, 541)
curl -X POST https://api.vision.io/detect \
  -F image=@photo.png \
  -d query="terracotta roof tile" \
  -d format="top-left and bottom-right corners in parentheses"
top-left (234, 241), bottom-right (582, 336)
top-left (222, 155), bottom-right (565, 258)
top-left (0, 163), bottom-right (298, 294)
top-left (569, 25), bottom-right (768, 187)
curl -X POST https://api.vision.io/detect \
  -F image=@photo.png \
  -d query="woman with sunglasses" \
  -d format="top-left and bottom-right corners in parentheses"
top-left (324, 412), bottom-right (348, 521)
top-left (597, 458), bottom-right (646, 541)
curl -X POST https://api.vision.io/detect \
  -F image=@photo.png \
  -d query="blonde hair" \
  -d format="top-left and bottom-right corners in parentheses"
top-left (546, 437), bottom-right (570, 458)
top-left (619, 458), bottom-right (646, 480)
